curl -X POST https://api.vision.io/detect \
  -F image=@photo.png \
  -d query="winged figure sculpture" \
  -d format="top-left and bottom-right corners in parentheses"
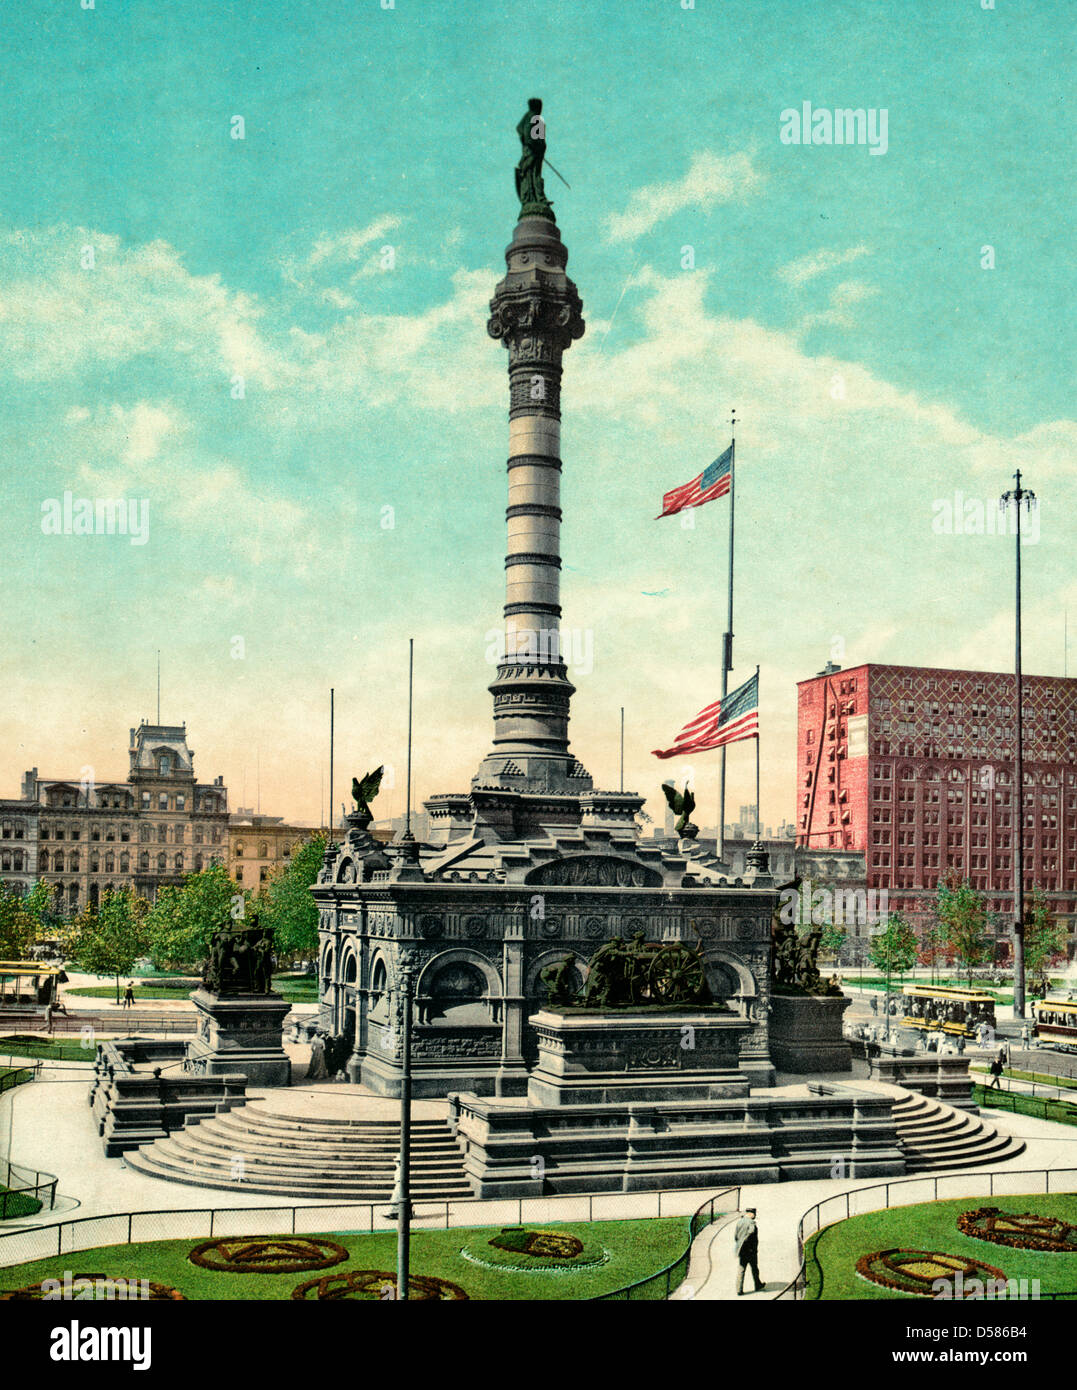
top-left (351, 767), bottom-right (384, 819)
top-left (661, 779), bottom-right (698, 839)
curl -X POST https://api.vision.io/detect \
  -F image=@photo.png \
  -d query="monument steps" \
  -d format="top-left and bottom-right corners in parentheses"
top-left (124, 1105), bottom-right (475, 1199)
top-left (891, 1093), bottom-right (1025, 1171)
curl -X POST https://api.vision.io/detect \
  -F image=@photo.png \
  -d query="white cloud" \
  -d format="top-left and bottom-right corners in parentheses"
top-left (604, 151), bottom-right (765, 244)
top-left (777, 244), bottom-right (871, 286)
top-left (797, 278), bottom-right (881, 332)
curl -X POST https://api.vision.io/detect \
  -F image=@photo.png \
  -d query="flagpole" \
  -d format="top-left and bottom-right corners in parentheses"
top-left (619, 706), bottom-right (624, 793)
top-left (755, 664), bottom-right (761, 841)
top-left (718, 410), bottom-right (736, 861)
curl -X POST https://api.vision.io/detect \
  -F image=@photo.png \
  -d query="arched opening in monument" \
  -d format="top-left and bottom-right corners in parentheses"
top-left (369, 957), bottom-right (389, 1024)
top-left (705, 960), bottom-right (740, 1003)
top-left (419, 961), bottom-right (490, 1026)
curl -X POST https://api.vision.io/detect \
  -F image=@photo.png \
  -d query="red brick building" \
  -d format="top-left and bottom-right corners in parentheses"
top-left (795, 662), bottom-right (1077, 952)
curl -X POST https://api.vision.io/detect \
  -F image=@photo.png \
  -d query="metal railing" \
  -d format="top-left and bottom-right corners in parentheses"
top-left (0, 1062), bottom-right (40, 1095)
top-left (1, 1163), bottom-right (59, 1221)
top-left (775, 1165), bottom-right (1077, 1300)
top-left (590, 1186), bottom-right (740, 1301)
top-left (0, 1187), bottom-right (719, 1278)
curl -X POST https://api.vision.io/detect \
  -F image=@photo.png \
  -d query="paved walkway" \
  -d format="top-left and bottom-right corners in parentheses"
top-left (5, 1052), bottom-right (1077, 1298)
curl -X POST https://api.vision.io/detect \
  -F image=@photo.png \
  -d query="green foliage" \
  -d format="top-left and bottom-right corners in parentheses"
top-left (144, 864), bottom-right (246, 970)
top-left (71, 888), bottom-right (151, 999)
top-left (254, 834), bottom-right (326, 965)
top-left (868, 913), bottom-right (918, 978)
top-left (0, 882), bottom-right (35, 960)
top-left (1024, 889), bottom-right (1068, 991)
top-left (935, 874), bottom-right (990, 983)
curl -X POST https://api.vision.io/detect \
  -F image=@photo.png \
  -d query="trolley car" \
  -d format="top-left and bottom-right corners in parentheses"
top-left (1032, 997), bottom-right (1077, 1052)
top-left (0, 961), bottom-right (64, 1010)
top-left (901, 984), bottom-right (996, 1039)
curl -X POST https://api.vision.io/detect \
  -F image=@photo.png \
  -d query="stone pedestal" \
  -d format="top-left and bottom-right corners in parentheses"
top-left (768, 993), bottom-right (852, 1073)
top-left (186, 988), bottom-right (291, 1087)
top-left (526, 1008), bottom-right (751, 1106)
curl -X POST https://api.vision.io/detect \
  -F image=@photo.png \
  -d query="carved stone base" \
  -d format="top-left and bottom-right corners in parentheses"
top-left (186, 989), bottom-right (292, 1087)
top-left (526, 1009), bottom-right (751, 1106)
top-left (768, 993), bottom-right (852, 1073)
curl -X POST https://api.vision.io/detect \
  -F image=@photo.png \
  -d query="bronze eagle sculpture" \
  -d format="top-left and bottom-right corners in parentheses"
top-left (351, 767), bottom-right (384, 818)
top-left (661, 779), bottom-right (697, 838)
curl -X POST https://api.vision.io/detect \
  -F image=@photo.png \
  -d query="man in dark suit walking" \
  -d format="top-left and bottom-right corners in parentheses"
top-left (734, 1207), bottom-right (764, 1294)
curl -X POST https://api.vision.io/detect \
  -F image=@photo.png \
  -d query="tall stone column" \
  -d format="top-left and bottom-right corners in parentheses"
top-left (474, 214), bottom-right (590, 797)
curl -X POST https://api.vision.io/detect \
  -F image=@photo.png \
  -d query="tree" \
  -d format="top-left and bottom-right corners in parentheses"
top-left (255, 833), bottom-right (326, 967)
top-left (144, 864), bottom-right (245, 971)
top-left (917, 922), bottom-right (951, 983)
top-left (0, 882), bottom-right (35, 960)
top-left (935, 874), bottom-right (990, 984)
top-left (72, 887), bottom-right (151, 1004)
top-left (1024, 889), bottom-right (1068, 997)
top-left (869, 913), bottom-right (918, 979)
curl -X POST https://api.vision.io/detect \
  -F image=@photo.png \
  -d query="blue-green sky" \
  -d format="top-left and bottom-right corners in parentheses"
top-left (1, 0), bottom-right (1073, 829)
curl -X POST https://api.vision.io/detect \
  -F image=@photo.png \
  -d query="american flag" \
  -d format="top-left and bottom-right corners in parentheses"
top-left (651, 671), bottom-right (759, 760)
top-left (656, 444), bottom-right (732, 519)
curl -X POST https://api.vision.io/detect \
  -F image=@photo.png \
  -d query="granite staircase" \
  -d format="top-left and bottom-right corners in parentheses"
top-left (892, 1092), bottom-right (1025, 1172)
top-left (123, 1100), bottom-right (475, 1200)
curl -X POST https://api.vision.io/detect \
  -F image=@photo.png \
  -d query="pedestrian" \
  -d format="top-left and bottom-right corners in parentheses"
top-left (733, 1208), bottom-right (764, 1295)
top-left (122, 981), bottom-right (135, 1009)
top-left (870, 995), bottom-right (878, 1016)
top-left (988, 1056), bottom-right (1003, 1090)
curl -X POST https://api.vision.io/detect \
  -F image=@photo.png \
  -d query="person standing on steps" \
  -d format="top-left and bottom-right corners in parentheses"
top-left (734, 1208), bottom-right (764, 1295)
top-left (122, 981), bottom-right (135, 1009)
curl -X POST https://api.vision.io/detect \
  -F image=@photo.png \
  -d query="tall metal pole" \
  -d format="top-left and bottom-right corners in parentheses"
top-left (396, 961), bottom-right (413, 1300)
top-left (328, 689), bottom-right (335, 844)
top-left (755, 665), bottom-right (761, 841)
top-left (718, 411), bottom-right (736, 860)
top-left (1001, 470), bottom-right (1035, 1021)
top-left (619, 706), bottom-right (624, 793)
top-left (405, 638), bottom-right (414, 838)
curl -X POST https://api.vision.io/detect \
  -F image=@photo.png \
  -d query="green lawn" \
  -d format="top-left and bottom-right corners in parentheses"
top-left (0, 1218), bottom-right (689, 1301)
top-left (805, 1194), bottom-right (1077, 1300)
top-left (972, 1082), bottom-right (1077, 1128)
top-left (0, 1187), bottom-right (42, 1221)
top-left (65, 985), bottom-right (192, 1001)
top-left (0, 1035), bottom-right (100, 1062)
top-left (66, 975), bottom-right (317, 1004)
top-left (970, 1064), bottom-right (1077, 1093)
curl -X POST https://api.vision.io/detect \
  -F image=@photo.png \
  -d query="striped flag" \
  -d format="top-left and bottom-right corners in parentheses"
top-left (656, 444), bottom-right (732, 519)
top-left (651, 671), bottom-right (759, 760)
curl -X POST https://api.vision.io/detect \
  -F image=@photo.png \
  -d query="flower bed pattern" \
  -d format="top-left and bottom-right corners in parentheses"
top-left (958, 1207), bottom-right (1077, 1253)
top-left (460, 1226), bottom-right (609, 1274)
top-left (291, 1270), bottom-right (469, 1301)
top-left (0, 1273), bottom-right (185, 1301)
top-left (856, 1248), bottom-right (1008, 1298)
top-left (188, 1237), bottom-right (348, 1274)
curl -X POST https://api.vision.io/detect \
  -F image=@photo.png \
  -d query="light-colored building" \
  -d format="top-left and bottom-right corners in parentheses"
top-left (0, 799), bottom-right (39, 895)
top-left (19, 721), bottom-right (229, 911)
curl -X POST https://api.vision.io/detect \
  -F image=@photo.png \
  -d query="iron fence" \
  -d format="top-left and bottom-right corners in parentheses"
top-left (0, 1062), bottom-right (40, 1095)
top-left (776, 1165), bottom-right (1077, 1300)
top-left (1, 1163), bottom-right (58, 1222)
top-left (589, 1186), bottom-right (741, 1301)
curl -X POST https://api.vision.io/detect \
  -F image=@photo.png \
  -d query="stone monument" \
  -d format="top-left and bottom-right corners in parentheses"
top-left (186, 914), bottom-right (291, 1086)
top-left (767, 881), bottom-right (852, 1073)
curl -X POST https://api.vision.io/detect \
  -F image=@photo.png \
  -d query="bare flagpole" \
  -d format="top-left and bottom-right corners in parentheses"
top-left (328, 689), bottom-right (335, 844)
top-left (718, 410), bottom-right (736, 860)
top-left (619, 706), bottom-right (625, 793)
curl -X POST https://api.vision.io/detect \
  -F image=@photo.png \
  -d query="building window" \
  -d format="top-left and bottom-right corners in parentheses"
top-left (158, 794), bottom-right (168, 811)
top-left (176, 794), bottom-right (185, 810)
top-left (258, 841), bottom-right (268, 859)
top-left (236, 867), bottom-right (244, 883)
top-left (235, 841), bottom-right (244, 858)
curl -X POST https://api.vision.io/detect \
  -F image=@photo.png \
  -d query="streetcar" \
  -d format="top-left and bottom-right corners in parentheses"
top-left (901, 984), bottom-right (996, 1039)
top-left (1032, 997), bottom-right (1077, 1052)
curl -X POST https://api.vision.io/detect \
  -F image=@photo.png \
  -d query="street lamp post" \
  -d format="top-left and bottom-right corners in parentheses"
top-left (392, 958), bottom-right (414, 1301)
top-left (1000, 471), bottom-right (1036, 1021)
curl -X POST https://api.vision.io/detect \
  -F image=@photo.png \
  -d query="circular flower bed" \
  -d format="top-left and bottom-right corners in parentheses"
top-left (0, 1273), bottom-right (185, 1301)
top-left (189, 1236), bottom-right (348, 1274)
top-left (292, 1270), bottom-right (469, 1301)
top-left (459, 1226), bottom-right (609, 1275)
top-left (856, 1248), bottom-right (1008, 1297)
top-left (958, 1207), bottom-right (1077, 1253)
